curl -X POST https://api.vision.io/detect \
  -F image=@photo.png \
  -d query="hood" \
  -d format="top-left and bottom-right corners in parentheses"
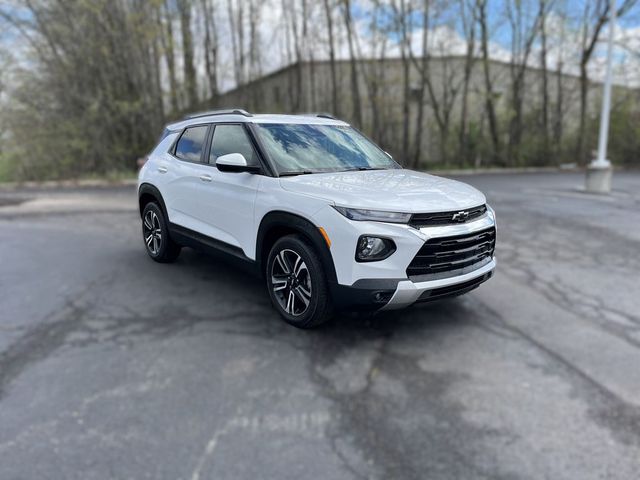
top-left (279, 169), bottom-right (486, 213)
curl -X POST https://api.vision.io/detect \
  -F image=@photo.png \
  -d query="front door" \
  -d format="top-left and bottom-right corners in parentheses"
top-left (192, 123), bottom-right (263, 256)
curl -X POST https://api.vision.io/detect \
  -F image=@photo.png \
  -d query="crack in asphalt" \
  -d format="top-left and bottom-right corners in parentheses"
top-left (470, 297), bottom-right (640, 449)
top-left (0, 300), bottom-right (88, 400)
top-left (495, 208), bottom-right (640, 349)
top-left (305, 318), bottom-right (520, 480)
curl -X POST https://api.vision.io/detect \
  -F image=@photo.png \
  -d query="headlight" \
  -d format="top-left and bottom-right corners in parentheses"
top-left (355, 236), bottom-right (396, 262)
top-left (333, 206), bottom-right (411, 224)
top-left (487, 204), bottom-right (496, 227)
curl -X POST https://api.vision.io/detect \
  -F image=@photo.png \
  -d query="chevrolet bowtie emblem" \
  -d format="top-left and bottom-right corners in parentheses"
top-left (451, 210), bottom-right (469, 222)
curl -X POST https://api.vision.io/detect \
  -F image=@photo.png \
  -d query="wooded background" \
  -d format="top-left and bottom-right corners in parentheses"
top-left (0, 0), bottom-right (639, 181)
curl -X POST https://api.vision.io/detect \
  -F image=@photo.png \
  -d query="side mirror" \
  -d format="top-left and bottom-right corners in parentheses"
top-left (215, 153), bottom-right (260, 173)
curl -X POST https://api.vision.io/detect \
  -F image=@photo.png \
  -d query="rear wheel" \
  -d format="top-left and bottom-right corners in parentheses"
top-left (266, 235), bottom-right (333, 328)
top-left (142, 202), bottom-right (181, 263)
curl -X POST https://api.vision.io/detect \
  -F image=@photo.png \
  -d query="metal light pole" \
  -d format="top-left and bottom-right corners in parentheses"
top-left (586, 0), bottom-right (616, 193)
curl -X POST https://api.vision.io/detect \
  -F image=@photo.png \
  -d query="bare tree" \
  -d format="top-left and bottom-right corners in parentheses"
top-left (322, 0), bottom-right (339, 116)
top-left (478, 0), bottom-right (502, 165)
top-left (247, 0), bottom-right (264, 108)
top-left (356, 0), bottom-right (389, 143)
top-left (539, 0), bottom-right (551, 160)
top-left (458, 0), bottom-right (478, 166)
top-left (227, 0), bottom-right (245, 86)
top-left (409, 2), bottom-right (466, 168)
top-left (281, 0), bottom-right (303, 111)
top-left (505, 0), bottom-right (544, 165)
top-left (200, 0), bottom-right (220, 99)
top-left (553, 3), bottom-right (568, 162)
top-left (411, 0), bottom-right (430, 168)
top-left (343, 0), bottom-right (363, 127)
top-left (160, 0), bottom-right (179, 113)
top-left (391, 0), bottom-right (413, 164)
top-left (178, 0), bottom-right (198, 108)
top-left (302, 0), bottom-right (317, 111)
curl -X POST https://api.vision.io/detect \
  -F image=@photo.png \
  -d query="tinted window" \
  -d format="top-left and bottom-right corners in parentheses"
top-left (210, 125), bottom-right (259, 166)
top-left (175, 126), bottom-right (208, 162)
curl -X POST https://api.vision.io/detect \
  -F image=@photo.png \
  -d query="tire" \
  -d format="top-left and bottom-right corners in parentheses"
top-left (266, 234), bottom-right (333, 328)
top-left (141, 202), bottom-right (181, 263)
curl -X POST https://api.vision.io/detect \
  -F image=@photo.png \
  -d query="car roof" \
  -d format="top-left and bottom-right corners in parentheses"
top-left (166, 111), bottom-right (349, 131)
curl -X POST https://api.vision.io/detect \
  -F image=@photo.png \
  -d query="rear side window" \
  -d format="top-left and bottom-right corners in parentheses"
top-left (174, 126), bottom-right (208, 162)
top-left (209, 124), bottom-right (259, 166)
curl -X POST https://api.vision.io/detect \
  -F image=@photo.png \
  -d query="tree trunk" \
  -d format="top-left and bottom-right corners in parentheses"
top-left (540, 2), bottom-right (550, 162)
top-left (201, 0), bottom-right (219, 100)
top-left (478, 0), bottom-right (501, 164)
top-left (396, 0), bottom-right (411, 164)
top-left (178, 0), bottom-right (197, 108)
top-left (458, 0), bottom-right (476, 167)
top-left (554, 60), bottom-right (564, 161)
top-left (161, 0), bottom-right (179, 113)
top-left (343, 0), bottom-right (362, 127)
top-left (323, 0), bottom-right (339, 116)
top-left (577, 61), bottom-right (591, 163)
top-left (412, 0), bottom-right (429, 169)
top-left (227, 0), bottom-right (241, 86)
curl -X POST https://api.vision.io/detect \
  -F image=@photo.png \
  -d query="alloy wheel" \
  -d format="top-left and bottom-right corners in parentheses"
top-left (143, 210), bottom-right (162, 255)
top-left (271, 249), bottom-right (312, 316)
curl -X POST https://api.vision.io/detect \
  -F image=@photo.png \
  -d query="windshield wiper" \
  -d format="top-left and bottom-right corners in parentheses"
top-left (340, 166), bottom-right (388, 172)
top-left (279, 170), bottom-right (315, 177)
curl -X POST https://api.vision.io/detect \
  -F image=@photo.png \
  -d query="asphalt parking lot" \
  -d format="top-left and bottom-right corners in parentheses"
top-left (1, 171), bottom-right (639, 480)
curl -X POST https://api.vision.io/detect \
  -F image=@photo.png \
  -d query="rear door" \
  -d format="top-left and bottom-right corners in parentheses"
top-left (162, 124), bottom-right (214, 234)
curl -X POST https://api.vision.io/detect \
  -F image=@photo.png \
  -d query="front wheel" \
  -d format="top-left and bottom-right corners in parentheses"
top-left (266, 235), bottom-right (333, 328)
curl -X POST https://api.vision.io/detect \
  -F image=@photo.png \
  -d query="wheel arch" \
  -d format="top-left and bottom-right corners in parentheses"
top-left (256, 211), bottom-right (338, 285)
top-left (138, 183), bottom-right (168, 219)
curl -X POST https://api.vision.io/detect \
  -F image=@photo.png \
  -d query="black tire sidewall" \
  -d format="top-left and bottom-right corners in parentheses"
top-left (142, 202), bottom-right (172, 261)
top-left (266, 236), bottom-right (329, 328)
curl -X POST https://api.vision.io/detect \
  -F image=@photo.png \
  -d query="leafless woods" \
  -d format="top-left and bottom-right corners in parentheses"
top-left (0, 0), bottom-right (638, 180)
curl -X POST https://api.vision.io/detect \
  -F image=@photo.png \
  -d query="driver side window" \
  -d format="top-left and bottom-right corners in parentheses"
top-left (209, 124), bottom-right (259, 166)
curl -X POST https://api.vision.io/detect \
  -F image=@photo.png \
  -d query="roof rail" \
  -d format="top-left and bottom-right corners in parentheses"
top-left (297, 112), bottom-right (338, 120)
top-left (184, 109), bottom-right (253, 119)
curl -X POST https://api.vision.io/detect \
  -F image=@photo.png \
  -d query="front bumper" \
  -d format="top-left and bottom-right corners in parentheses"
top-left (380, 257), bottom-right (496, 310)
top-left (329, 258), bottom-right (496, 312)
top-left (314, 204), bottom-right (497, 311)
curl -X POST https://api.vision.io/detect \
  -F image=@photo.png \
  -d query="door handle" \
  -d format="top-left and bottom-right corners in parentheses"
top-left (199, 174), bottom-right (212, 182)
top-left (158, 166), bottom-right (168, 174)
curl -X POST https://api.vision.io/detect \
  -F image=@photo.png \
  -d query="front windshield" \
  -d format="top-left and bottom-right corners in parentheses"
top-left (254, 123), bottom-right (399, 174)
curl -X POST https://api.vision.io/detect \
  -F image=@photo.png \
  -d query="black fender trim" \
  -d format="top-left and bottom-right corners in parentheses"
top-left (138, 183), bottom-right (169, 219)
top-left (256, 210), bottom-right (338, 283)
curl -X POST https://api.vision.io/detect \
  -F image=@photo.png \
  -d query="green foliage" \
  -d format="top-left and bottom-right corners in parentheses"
top-left (605, 102), bottom-right (640, 166)
top-left (0, 0), bottom-right (165, 181)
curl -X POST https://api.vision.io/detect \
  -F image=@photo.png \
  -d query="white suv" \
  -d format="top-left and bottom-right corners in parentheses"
top-left (138, 110), bottom-right (496, 328)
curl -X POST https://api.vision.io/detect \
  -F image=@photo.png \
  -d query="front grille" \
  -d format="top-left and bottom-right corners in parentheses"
top-left (406, 227), bottom-right (496, 279)
top-left (409, 205), bottom-right (487, 227)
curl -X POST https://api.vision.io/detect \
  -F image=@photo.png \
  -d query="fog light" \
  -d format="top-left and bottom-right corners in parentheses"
top-left (355, 236), bottom-right (396, 262)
